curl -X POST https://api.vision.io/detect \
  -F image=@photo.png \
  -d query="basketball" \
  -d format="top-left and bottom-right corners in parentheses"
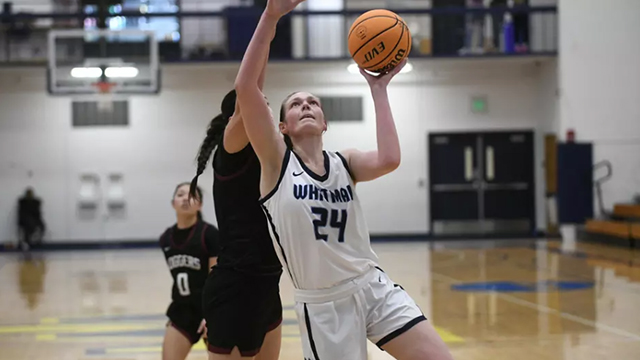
top-left (348, 9), bottom-right (412, 74)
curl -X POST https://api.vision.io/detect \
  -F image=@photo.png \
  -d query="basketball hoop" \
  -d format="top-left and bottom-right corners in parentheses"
top-left (93, 81), bottom-right (116, 113)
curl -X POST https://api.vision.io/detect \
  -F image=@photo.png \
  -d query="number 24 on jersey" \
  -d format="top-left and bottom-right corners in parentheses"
top-left (311, 207), bottom-right (348, 243)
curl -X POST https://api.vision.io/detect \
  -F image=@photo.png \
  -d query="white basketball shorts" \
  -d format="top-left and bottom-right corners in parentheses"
top-left (293, 266), bottom-right (426, 360)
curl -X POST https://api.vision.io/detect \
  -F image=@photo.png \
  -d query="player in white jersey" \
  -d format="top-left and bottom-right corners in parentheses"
top-left (234, 1), bottom-right (453, 359)
top-left (261, 149), bottom-right (380, 290)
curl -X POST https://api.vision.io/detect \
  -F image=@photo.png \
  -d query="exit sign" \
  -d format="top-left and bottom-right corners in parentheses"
top-left (471, 96), bottom-right (488, 114)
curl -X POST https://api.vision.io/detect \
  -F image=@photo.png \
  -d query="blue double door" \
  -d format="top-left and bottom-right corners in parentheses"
top-left (428, 130), bottom-right (535, 236)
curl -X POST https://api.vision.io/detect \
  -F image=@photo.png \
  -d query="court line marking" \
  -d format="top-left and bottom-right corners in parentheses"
top-left (434, 327), bottom-right (465, 343)
top-left (35, 334), bottom-right (56, 341)
top-left (432, 272), bottom-right (640, 342)
top-left (540, 244), bottom-right (640, 268)
top-left (86, 337), bottom-right (304, 356)
top-left (0, 323), bottom-right (162, 334)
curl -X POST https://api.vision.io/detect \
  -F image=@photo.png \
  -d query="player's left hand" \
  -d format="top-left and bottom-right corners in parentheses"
top-left (197, 319), bottom-right (207, 338)
top-left (266, 0), bottom-right (306, 18)
top-left (359, 59), bottom-right (408, 89)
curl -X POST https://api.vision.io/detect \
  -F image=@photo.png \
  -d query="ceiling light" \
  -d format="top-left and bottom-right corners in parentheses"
top-left (71, 67), bottom-right (102, 78)
top-left (105, 66), bottom-right (139, 78)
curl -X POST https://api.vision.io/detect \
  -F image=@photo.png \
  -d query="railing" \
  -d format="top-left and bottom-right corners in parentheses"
top-left (0, 5), bottom-right (558, 65)
top-left (593, 160), bottom-right (613, 219)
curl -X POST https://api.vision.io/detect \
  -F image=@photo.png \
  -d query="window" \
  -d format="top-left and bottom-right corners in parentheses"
top-left (83, 0), bottom-right (180, 42)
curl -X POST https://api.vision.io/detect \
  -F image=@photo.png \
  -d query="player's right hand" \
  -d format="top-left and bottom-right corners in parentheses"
top-left (359, 59), bottom-right (408, 90)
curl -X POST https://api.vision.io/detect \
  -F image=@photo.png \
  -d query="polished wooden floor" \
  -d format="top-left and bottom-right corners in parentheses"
top-left (1, 239), bottom-right (639, 360)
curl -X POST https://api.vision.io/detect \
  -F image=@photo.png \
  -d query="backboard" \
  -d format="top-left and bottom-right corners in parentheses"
top-left (47, 29), bottom-right (160, 95)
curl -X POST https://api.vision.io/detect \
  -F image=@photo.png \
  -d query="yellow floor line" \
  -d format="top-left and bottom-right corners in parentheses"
top-left (434, 326), bottom-right (465, 343)
top-left (35, 334), bottom-right (57, 341)
top-left (0, 323), bottom-right (161, 334)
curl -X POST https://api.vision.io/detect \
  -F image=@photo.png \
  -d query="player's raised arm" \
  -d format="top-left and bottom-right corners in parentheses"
top-left (234, 0), bottom-right (305, 188)
top-left (223, 44), bottom-right (271, 154)
top-left (340, 60), bottom-right (407, 183)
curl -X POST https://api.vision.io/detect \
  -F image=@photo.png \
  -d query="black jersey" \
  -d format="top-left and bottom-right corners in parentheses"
top-left (160, 220), bottom-right (219, 304)
top-left (212, 143), bottom-right (282, 275)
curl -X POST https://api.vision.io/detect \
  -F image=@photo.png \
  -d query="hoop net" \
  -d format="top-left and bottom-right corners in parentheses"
top-left (93, 82), bottom-right (116, 113)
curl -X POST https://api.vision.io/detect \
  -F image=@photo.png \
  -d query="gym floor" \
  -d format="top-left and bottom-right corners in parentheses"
top-left (1, 239), bottom-right (639, 360)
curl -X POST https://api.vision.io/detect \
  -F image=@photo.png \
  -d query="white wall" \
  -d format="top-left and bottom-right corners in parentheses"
top-left (0, 58), bottom-right (554, 243)
top-left (558, 0), bottom-right (640, 210)
top-left (538, 59), bottom-right (559, 136)
top-left (0, 66), bottom-right (228, 242)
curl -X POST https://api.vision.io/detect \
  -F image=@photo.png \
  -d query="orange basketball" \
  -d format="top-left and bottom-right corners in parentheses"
top-left (348, 9), bottom-right (412, 74)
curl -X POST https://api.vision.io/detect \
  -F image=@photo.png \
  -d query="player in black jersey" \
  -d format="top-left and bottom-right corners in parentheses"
top-left (189, 66), bottom-right (283, 358)
top-left (160, 182), bottom-right (219, 360)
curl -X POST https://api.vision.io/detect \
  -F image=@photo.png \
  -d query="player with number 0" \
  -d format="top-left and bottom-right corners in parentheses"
top-left (159, 182), bottom-right (219, 360)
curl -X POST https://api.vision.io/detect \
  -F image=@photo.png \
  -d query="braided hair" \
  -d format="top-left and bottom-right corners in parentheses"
top-left (189, 90), bottom-right (237, 199)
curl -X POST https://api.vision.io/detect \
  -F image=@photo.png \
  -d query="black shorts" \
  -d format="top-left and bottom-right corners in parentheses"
top-left (203, 267), bottom-right (283, 357)
top-left (166, 300), bottom-right (204, 345)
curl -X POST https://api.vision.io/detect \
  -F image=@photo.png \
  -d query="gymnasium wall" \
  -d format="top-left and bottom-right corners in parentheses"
top-left (0, 58), bottom-right (555, 243)
top-left (538, 56), bottom-right (559, 137)
top-left (558, 0), bottom-right (640, 211)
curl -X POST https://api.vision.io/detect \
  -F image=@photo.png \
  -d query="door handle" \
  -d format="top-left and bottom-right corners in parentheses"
top-left (464, 146), bottom-right (473, 181)
top-left (485, 146), bottom-right (495, 181)
top-left (484, 183), bottom-right (528, 190)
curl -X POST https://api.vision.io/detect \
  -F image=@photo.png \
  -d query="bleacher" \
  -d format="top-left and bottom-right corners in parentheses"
top-left (585, 204), bottom-right (640, 247)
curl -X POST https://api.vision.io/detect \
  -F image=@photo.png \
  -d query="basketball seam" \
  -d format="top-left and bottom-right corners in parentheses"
top-left (365, 21), bottom-right (407, 71)
top-left (348, 15), bottom-right (399, 38)
top-left (365, 20), bottom-right (405, 70)
top-left (351, 17), bottom-right (400, 59)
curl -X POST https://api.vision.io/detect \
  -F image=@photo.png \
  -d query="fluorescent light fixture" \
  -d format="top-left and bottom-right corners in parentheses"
top-left (347, 63), bottom-right (361, 75)
top-left (347, 61), bottom-right (413, 75)
top-left (401, 62), bottom-right (414, 74)
top-left (105, 66), bottom-right (139, 78)
top-left (71, 67), bottom-right (102, 78)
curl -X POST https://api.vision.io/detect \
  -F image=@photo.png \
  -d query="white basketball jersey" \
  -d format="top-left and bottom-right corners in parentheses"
top-left (260, 150), bottom-right (379, 290)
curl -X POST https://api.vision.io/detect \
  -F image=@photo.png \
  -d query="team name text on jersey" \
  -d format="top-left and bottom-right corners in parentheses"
top-left (293, 184), bottom-right (354, 203)
top-left (166, 254), bottom-right (201, 271)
